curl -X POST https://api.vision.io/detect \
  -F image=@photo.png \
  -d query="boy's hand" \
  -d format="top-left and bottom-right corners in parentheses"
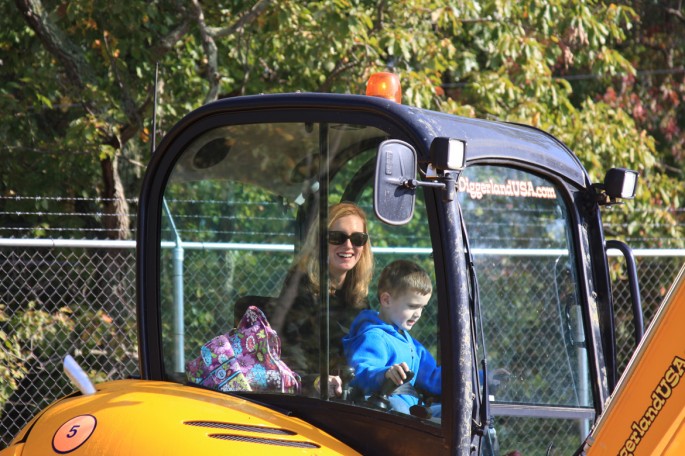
top-left (384, 362), bottom-right (410, 386)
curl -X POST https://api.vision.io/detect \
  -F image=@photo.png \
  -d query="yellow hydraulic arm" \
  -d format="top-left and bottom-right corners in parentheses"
top-left (585, 264), bottom-right (685, 455)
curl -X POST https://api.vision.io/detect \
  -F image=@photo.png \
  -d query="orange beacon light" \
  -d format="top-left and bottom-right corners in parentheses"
top-left (365, 72), bottom-right (402, 103)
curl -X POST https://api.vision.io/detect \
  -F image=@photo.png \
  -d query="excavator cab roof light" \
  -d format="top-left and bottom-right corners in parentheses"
top-left (366, 72), bottom-right (402, 104)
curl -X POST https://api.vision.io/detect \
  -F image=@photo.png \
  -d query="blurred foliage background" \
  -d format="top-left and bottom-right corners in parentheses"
top-left (1, 0), bottom-right (683, 244)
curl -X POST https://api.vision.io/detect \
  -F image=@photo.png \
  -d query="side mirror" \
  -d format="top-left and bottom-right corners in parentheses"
top-left (374, 140), bottom-right (417, 225)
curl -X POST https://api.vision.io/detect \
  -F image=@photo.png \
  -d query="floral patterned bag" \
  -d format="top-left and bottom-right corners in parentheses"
top-left (185, 332), bottom-right (252, 392)
top-left (186, 305), bottom-right (301, 394)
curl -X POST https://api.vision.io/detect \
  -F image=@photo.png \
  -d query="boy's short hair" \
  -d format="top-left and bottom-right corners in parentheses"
top-left (377, 259), bottom-right (432, 299)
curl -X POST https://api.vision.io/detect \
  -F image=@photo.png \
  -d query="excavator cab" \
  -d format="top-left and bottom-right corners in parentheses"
top-left (136, 93), bottom-right (636, 454)
top-left (145, 114), bottom-right (452, 453)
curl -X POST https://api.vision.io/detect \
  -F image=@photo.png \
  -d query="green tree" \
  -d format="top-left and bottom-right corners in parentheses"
top-left (2, 0), bottom-right (682, 243)
top-left (435, 1), bottom-right (683, 247)
top-left (597, 0), bottom-right (685, 246)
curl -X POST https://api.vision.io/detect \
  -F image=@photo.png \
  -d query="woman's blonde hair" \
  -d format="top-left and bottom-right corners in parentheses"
top-left (302, 202), bottom-right (374, 309)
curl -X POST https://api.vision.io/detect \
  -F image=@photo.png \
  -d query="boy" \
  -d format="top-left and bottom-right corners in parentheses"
top-left (342, 259), bottom-right (441, 415)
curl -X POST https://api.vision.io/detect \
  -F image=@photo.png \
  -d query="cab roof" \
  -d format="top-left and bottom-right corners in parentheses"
top-left (156, 92), bottom-right (590, 189)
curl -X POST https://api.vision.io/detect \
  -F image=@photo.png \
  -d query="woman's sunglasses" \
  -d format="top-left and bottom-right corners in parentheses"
top-left (328, 231), bottom-right (369, 247)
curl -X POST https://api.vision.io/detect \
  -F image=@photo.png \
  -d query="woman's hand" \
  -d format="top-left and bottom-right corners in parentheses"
top-left (314, 375), bottom-right (343, 397)
top-left (327, 375), bottom-right (343, 397)
top-left (384, 362), bottom-right (410, 386)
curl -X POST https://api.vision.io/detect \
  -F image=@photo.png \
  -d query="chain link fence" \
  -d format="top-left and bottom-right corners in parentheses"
top-left (0, 240), bottom-right (683, 448)
top-left (612, 253), bottom-right (685, 372)
top-left (0, 241), bottom-right (138, 445)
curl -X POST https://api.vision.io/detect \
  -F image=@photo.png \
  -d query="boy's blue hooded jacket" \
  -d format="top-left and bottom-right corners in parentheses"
top-left (342, 309), bottom-right (441, 409)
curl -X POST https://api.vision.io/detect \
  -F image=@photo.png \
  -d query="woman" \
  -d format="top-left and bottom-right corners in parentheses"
top-left (272, 202), bottom-right (374, 396)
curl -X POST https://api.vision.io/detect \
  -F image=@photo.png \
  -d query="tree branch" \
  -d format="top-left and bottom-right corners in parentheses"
top-left (190, 0), bottom-right (220, 104)
top-left (14, 0), bottom-right (92, 91)
top-left (208, 0), bottom-right (273, 39)
top-left (664, 7), bottom-right (685, 24)
top-left (190, 0), bottom-right (274, 104)
top-left (102, 33), bottom-right (140, 127)
top-left (150, 20), bottom-right (192, 62)
top-left (317, 60), bottom-right (360, 93)
top-left (14, 0), bottom-right (136, 239)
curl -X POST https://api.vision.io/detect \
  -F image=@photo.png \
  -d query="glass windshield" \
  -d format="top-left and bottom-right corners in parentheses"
top-left (160, 121), bottom-right (442, 425)
top-left (459, 165), bottom-right (592, 454)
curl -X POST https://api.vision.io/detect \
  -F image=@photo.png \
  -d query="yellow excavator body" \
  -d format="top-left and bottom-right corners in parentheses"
top-left (585, 265), bottom-right (685, 455)
top-left (0, 379), bottom-right (358, 456)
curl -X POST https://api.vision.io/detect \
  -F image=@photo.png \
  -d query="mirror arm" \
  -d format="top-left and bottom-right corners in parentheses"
top-left (401, 179), bottom-right (444, 189)
top-left (402, 174), bottom-right (457, 202)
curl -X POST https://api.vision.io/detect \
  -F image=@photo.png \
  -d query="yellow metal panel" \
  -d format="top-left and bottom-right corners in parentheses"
top-left (586, 264), bottom-right (685, 455)
top-left (2, 380), bottom-right (359, 456)
top-left (662, 406), bottom-right (685, 455)
top-left (0, 442), bottom-right (23, 456)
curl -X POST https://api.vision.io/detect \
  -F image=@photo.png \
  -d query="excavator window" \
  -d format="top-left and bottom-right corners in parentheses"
top-left (159, 121), bottom-right (442, 424)
top-left (460, 164), bottom-right (594, 454)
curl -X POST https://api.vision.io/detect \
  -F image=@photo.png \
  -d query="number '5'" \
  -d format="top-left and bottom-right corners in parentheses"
top-left (67, 424), bottom-right (80, 438)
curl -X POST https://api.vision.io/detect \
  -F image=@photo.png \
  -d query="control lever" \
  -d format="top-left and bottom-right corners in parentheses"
top-left (340, 366), bottom-right (355, 401)
top-left (366, 370), bottom-right (415, 411)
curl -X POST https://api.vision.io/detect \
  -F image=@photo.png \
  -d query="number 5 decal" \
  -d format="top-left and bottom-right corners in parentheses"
top-left (66, 424), bottom-right (80, 438)
top-left (52, 415), bottom-right (97, 453)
